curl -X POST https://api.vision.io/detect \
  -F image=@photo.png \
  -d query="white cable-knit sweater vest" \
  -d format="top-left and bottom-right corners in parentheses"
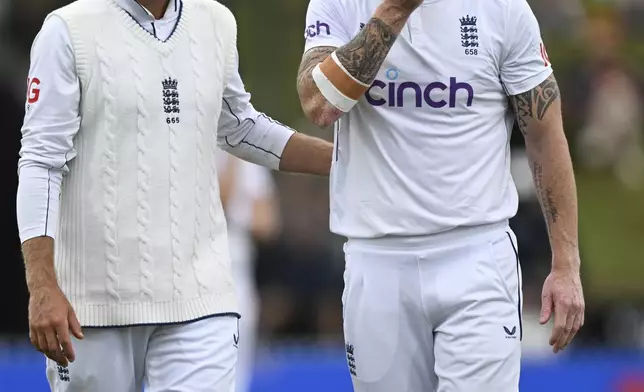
top-left (50, 0), bottom-right (238, 326)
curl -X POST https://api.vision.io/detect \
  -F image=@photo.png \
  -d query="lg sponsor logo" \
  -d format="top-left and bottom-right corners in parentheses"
top-left (27, 77), bottom-right (41, 104)
top-left (365, 68), bottom-right (475, 108)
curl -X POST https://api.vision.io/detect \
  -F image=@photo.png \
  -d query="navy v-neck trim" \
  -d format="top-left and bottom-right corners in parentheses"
top-left (122, 0), bottom-right (183, 44)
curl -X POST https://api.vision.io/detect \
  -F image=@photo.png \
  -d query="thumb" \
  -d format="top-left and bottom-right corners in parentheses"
top-left (68, 307), bottom-right (84, 340)
top-left (540, 291), bottom-right (553, 325)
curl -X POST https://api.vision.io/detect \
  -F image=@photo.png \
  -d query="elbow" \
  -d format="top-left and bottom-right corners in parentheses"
top-left (300, 98), bottom-right (341, 129)
top-left (297, 81), bottom-right (342, 128)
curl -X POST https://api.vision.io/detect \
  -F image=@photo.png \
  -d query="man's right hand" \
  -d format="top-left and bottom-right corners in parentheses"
top-left (29, 284), bottom-right (83, 367)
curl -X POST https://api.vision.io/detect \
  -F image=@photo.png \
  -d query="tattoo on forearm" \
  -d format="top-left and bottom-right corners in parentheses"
top-left (297, 46), bottom-right (343, 125)
top-left (533, 162), bottom-right (559, 226)
top-left (335, 17), bottom-right (398, 85)
top-left (510, 74), bottom-right (560, 135)
top-left (297, 46), bottom-right (336, 95)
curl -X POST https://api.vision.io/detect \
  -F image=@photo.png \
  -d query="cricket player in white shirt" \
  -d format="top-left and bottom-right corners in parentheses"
top-left (17, 0), bottom-right (332, 390)
top-left (298, 0), bottom-right (585, 390)
top-left (216, 152), bottom-right (280, 392)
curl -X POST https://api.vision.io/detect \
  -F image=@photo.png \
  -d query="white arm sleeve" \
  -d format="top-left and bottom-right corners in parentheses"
top-left (303, 0), bottom-right (351, 52)
top-left (500, 0), bottom-right (553, 95)
top-left (17, 16), bottom-right (81, 243)
top-left (217, 48), bottom-right (295, 171)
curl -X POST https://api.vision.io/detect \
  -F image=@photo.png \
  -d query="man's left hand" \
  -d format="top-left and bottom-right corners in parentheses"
top-left (539, 261), bottom-right (585, 353)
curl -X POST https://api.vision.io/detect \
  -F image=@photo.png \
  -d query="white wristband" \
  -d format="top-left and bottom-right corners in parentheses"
top-left (312, 64), bottom-right (359, 113)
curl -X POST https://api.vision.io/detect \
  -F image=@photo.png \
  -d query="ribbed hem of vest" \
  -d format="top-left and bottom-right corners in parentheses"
top-left (71, 291), bottom-right (238, 327)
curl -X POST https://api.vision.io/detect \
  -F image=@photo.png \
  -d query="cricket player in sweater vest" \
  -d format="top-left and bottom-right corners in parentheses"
top-left (17, 0), bottom-right (332, 390)
top-left (298, 0), bottom-right (585, 390)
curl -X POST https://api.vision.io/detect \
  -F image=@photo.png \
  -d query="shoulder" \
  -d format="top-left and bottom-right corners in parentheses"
top-left (307, 0), bottom-right (351, 16)
top-left (188, 0), bottom-right (236, 25)
top-left (50, 0), bottom-right (107, 21)
top-left (33, 15), bottom-right (72, 55)
top-left (493, 0), bottom-right (536, 21)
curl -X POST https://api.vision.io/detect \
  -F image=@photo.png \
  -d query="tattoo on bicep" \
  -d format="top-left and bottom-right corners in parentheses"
top-left (335, 17), bottom-right (397, 85)
top-left (510, 74), bottom-right (560, 135)
top-left (533, 162), bottom-right (559, 226)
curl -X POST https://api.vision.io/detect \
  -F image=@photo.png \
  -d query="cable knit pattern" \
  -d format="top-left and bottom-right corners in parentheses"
top-left (125, 37), bottom-right (155, 302)
top-left (48, 0), bottom-right (239, 326)
top-left (188, 31), bottom-right (209, 295)
top-left (96, 31), bottom-right (120, 301)
top-left (161, 55), bottom-right (184, 300)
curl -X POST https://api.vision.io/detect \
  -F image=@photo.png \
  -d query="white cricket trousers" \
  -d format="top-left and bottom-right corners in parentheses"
top-left (342, 222), bottom-right (523, 392)
top-left (46, 315), bottom-right (239, 392)
top-left (232, 262), bottom-right (258, 392)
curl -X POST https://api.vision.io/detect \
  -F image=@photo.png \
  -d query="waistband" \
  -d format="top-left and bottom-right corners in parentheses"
top-left (346, 220), bottom-right (510, 250)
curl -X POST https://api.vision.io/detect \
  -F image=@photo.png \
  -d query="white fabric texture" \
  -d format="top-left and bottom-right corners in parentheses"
top-left (46, 315), bottom-right (239, 392)
top-left (342, 223), bottom-right (522, 391)
top-left (303, 0), bottom-right (552, 238)
top-left (18, 0), bottom-right (294, 243)
top-left (17, 0), bottom-right (295, 327)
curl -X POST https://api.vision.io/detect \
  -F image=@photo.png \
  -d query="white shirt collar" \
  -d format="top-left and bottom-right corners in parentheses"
top-left (113, 0), bottom-right (179, 23)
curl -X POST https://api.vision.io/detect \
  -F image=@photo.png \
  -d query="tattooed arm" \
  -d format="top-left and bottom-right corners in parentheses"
top-left (297, 0), bottom-right (421, 128)
top-left (510, 74), bottom-right (579, 267)
top-left (510, 74), bottom-right (585, 354)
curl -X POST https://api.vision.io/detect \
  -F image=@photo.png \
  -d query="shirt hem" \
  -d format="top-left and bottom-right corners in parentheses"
top-left (71, 291), bottom-right (238, 327)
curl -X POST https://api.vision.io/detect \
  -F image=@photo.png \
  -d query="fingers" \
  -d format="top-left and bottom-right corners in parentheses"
top-left (540, 291), bottom-right (553, 325)
top-left (56, 323), bottom-right (76, 364)
top-left (566, 313), bottom-right (583, 347)
top-left (553, 308), bottom-right (574, 353)
top-left (562, 301), bottom-right (585, 350)
top-left (551, 298), bottom-right (584, 353)
top-left (549, 300), bottom-right (567, 349)
top-left (43, 329), bottom-right (68, 367)
top-left (32, 329), bottom-right (47, 354)
top-left (29, 328), bottom-right (40, 351)
top-left (68, 308), bottom-right (84, 340)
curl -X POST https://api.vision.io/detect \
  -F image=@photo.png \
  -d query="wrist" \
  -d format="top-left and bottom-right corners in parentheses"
top-left (375, 2), bottom-right (414, 30)
top-left (25, 261), bottom-right (59, 293)
top-left (551, 253), bottom-right (581, 273)
top-left (26, 271), bottom-right (59, 293)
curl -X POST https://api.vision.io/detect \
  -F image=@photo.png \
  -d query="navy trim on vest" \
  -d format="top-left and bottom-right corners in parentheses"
top-left (81, 312), bottom-right (241, 329)
top-left (123, 0), bottom-right (183, 43)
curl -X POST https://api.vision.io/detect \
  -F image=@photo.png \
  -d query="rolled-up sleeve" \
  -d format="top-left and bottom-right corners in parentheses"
top-left (17, 15), bottom-right (81, 243)
top-left (216, 49), bottom-right (295, 171)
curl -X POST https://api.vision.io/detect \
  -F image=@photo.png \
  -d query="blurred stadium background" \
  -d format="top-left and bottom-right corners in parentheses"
top-left (1, 0), bottom-right (644, 391)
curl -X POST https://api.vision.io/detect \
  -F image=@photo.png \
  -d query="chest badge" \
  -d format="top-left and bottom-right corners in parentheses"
top-left (460, 15), bottom-right (479, 56)
top-left (162, 77), bottom-right (180, 124)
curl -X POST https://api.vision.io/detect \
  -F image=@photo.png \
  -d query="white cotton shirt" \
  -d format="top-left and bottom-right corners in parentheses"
top-left (304, 0), bottom-right (553, 238)
top-left (17, 0), bottom-right (294, 243)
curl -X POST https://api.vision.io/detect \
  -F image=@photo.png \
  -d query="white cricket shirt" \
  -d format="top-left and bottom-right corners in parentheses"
top-left (18, 0), bottom-right (294, 243)
top-left (304, 0), bottom-right (553, 238)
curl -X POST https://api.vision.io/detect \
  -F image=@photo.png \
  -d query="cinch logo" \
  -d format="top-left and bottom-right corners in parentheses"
top-left (305, 20), bottom-right (330, 39)
top-left (365, 68), bottom-right (474, 108)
